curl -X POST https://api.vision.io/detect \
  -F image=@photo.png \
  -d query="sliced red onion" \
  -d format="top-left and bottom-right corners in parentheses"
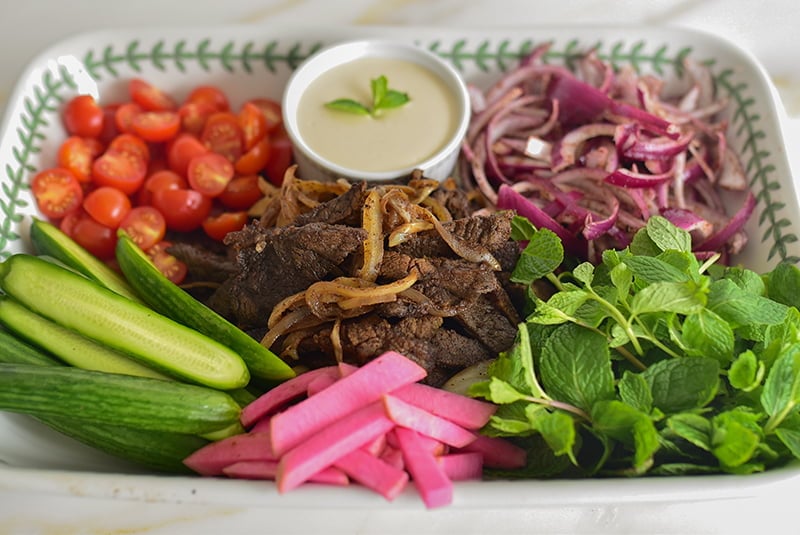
top-left (497, 184), bottom-right (574, 244)
top-left (461, 46), bottom-right (755, 263)
top-left (661, 207), bottom-right (714, 242)
top-left (695, 191), bottom-right (756, 253)
top-left (551, 123), bottom-right (617, 171)
top-left (617, 127), bottom-right (694, 161)
top-left (605, 166), bottom-right (674, 189)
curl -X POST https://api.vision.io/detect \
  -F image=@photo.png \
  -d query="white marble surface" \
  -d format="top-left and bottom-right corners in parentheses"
top-left (0, 1), bottom-right (799, 533)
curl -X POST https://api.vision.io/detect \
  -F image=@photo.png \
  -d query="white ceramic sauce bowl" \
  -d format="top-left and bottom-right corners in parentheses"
top-left (281, 39), bottom-right (470, 183)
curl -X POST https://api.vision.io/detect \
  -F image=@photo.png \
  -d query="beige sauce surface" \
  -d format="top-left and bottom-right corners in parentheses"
top-left (297, 57), bottom-right (459, 173)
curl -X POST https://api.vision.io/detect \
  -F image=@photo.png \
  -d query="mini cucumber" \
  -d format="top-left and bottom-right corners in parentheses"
top-left (0, 334), bottom-right (208, 472)
top-left (0, 254), bottom-right (249, 390)
top-left (115, 233), bottom-right (295, 381)
top-left (29, 218), bottom-right (145, 304)
top-left (0, 363), bottom-right (241, 434)
top-left (35, 416), bottom-right (209, 474)
top-left (0, 328), bottom-right (61, 367)
top-left (0, 296), bottom-right (169, 380)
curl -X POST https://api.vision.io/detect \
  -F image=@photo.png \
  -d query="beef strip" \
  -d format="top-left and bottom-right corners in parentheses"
top-left (431, 184), bottom-right (473, 220)
top-left (208, 222), bottom-right (367, 329)
top-left (392, 210), bottom-right (516, 261)
top-left (291, 181), bottom-right (368, 227)
top-left (167, 242), bottom-right (237, 283)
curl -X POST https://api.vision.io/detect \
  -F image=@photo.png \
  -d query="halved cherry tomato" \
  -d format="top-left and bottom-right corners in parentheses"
top-left (234, 137), bottom-right (271, 175)
top-left (63, 95), bottom-right (104, 139)
top-left (108, 133), bottom-right (150, 163)
top-left (69, 211), bottom-right (117, 260)
top-left (119, 206), bottom-right (166, 250)
top-left (129, 78), bottom-right (176, 111)
top-left (167, 133), bottom-right (208, 176)
top-left (137, 169), bottom-right (187, 205)
top-left (218, 174), bottom-right (264, 210)
top-left (263, 128), bottom-right (293, 186)
top-left (31, 168), bottom-right (84, 219)
top-left (247, 98), bottom-right (282, 134)
top-left (151, 188), bottom-right (213, 232)
top-left (132, 111), bottom-right (181, 142)
top-left (187, 152), bottom-right (234, 197)
top-left (201, 112), bottom-right (244, 162)
top-left (114, 102), bottom-right (142, 134)
top-left (92, 150), bottom-right (147, 195)
top-left (178, 101), bottom-right (216, 137)
top-left (202, 211), bottom-right (248, 241)
top-left (83, 186), bottom-right (132, 228)
top-left (57, 137), bottom-right (103, 183)
top-left (187, 85), bottom-right (230, 112)
top-left (238, 101), bottom-right (268, 151)
top-left (146, 240), bottom-right (187, 284)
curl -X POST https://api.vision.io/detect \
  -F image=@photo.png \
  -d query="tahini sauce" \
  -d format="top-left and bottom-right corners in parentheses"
top-left (297, 57), bottom-right (460, 173)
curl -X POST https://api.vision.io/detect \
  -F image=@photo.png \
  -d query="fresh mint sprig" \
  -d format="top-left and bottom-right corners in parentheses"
top-left (470, 215), bottom-right (800, 478)
top-left (325, 75), bottom-right (410, 117)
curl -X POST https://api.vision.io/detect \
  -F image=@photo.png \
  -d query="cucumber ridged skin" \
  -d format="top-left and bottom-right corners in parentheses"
top-left (0, 363), bottom-right (241, 435)
top-left (115, 233), bottom-right (295, 381)
top-left (29, 218), bottom-right (145, 304)
top-left (0, 328), bottom-right (61, 367)
top-left (0, 336), bottom-right (207, 472)
top-left (34, 416), bottom-right (208, 474)
top-left (0, 254), bottom-right (250, 390)
top-left (0, 296), bottom-right (170, 380)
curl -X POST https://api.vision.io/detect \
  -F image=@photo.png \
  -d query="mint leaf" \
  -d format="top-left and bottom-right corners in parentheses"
top-left (609, 262), bottom-right (633, 304)
top-left (540, 323), bottom-right (615, 412)
top-left (775, 413), bottom-right (800, 458)
top-left (475, 377), bottom-right (525, 405)
top-left (485, 403), bottom-right (537, 435)
top-left (707, 279), bottom-right (788, 328)
top-left (530, 408), bottom-right (577, 462)
top-left (572, 262), bottom-right (594, 286)
top-left (681, 308), bottom-right (735, 362)
top-left (324, 98), bottom-right (370, 115)
top-left (711, 410), bottom-right (763, 468)
top-left (666, 413), bottom-right (712, 451)
top-left (591, 400), bottom-right (660, 470)
top-left (728, 350), bottom-right (764, 392)
top-left (630, 280), bottom-right (706, 316)
top-left (761, 344), bottom-right (800, 428)
top-left (472, 324), bottom-right (549, 400)
top-left (371, 75), bottom-right (387, 110)
top-left (645, 215), bottom-right (692, 252)
top-left (326, 75), bottom-right (409, 117)
top-left (618, 371), bottom-right (653, 413)
top-left (643, 357), bottom-right (719, 413)
top-left (377, 89), bottom-right (409, 110)
top-left (511, 227), bottom-right (564, 284)
top-left (764, 262), bottom-right (800, 308)
top-left (510, 215), bottom-right (537, 241)
top-left (629, 227), bottom-right (662, 257)
top-left (721, 266), bottom-right (765, 296)
top-left (623, 255), bottom-right (690, 284)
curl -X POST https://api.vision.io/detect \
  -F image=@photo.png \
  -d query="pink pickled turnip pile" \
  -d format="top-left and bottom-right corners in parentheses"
top-left (184, 351), bottom-right (526, 509)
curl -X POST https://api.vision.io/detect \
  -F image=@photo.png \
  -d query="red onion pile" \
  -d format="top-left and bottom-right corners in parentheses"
top-left (460, 44), bottom-right (754, 262)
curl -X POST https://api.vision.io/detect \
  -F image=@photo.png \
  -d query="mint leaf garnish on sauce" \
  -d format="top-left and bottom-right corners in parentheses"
top-left (325, 75), bottom-right (410, 117)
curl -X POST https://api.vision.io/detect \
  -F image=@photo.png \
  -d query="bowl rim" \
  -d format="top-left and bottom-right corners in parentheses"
top-left (281, 38), bottom-right (472, 182)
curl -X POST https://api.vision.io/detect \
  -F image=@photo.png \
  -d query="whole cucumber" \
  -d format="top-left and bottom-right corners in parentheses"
top-left (0, 363), bottom-right (241, 435)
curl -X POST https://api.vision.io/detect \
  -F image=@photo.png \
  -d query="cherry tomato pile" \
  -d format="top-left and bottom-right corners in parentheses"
top-left (31, 79), bottom-right (293, 284)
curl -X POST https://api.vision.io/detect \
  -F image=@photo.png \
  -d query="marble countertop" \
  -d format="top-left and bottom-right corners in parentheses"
top-left (1, 1), bottom-right (798, 533)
